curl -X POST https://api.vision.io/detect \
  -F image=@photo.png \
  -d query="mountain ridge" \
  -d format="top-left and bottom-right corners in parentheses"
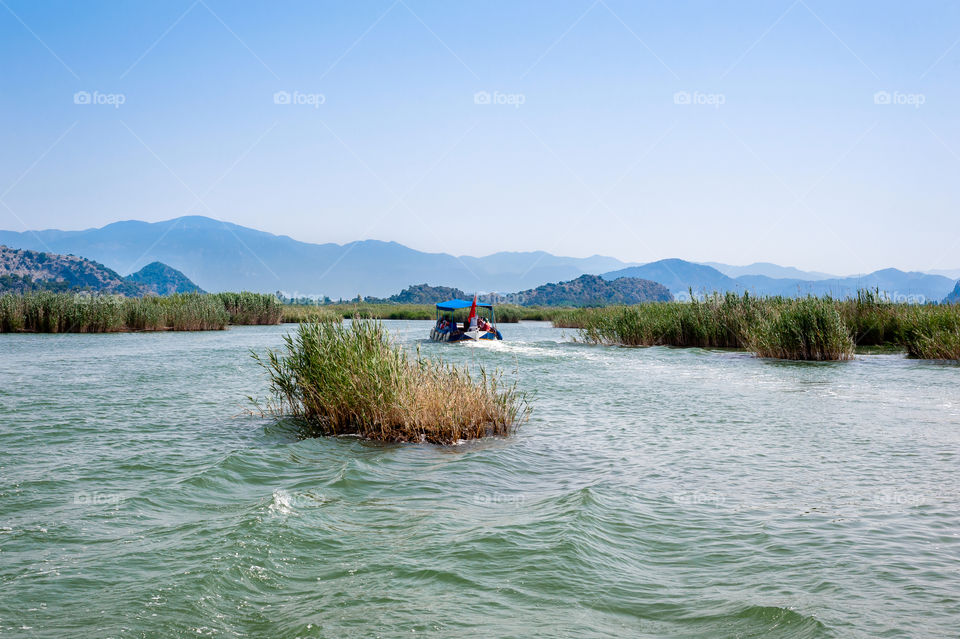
top-left (0, 216), bottom-right (638, 297)
top-left (603, 260), bottom-right (956, 302)
top-left (2, 216), bottom-right (957, 301)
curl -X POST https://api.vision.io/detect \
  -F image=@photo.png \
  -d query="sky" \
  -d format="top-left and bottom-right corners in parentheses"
top-left (1, 0), bottom-right (959, 275)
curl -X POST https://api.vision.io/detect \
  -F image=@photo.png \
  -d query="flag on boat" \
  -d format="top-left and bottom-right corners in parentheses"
top-left (467, 294), bottom-right (478, 330)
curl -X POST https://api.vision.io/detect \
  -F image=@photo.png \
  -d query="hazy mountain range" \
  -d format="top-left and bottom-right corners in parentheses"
top-left (604, 260), bottom-right (957, 303)
top-left (1, 216), bottom-right (957, 301)
top-left (0, 216), bottom-right (631, 298)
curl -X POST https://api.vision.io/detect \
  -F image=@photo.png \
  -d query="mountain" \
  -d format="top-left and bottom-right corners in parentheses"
top-left (602, 260), bottom-right (956, 302)
top-left (513, 274), bottom-right (672, 307)
top-left (0, 246), bottom-right (204, 296)
top-left (945, 282), bottom-right (960, 304)
top-left (0, 245), bottom-right (143, 295)
top-left (126, 262), bottom-right (205, 295)
top-left (0, 216), bottom-right (637, 298)
top-left (703, 261), bottom-right (836, 281)
top-left (3, 217), bottom-right (953, 302)
top-left (603, 259), bottom-right (735, 296)
top-left (927, 268), bottom-right (960, 280)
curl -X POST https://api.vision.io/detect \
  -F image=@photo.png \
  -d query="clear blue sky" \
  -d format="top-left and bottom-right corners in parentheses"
top-left (1, 0), bottom-right (958, 274)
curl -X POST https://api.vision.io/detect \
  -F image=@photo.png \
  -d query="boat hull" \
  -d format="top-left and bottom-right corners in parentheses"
top-left (430, 327), bottom-right (502, 342)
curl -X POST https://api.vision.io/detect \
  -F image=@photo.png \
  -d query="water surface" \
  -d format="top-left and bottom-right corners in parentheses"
top-left (1, 321), bottom-right (958, 638)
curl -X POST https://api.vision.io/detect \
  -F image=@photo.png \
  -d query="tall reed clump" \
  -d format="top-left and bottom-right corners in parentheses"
top-left (747, 297), bottom-right (854, 361)
top-left (562, 293), bottom-right (856, 361)
top-left (252, 320), bottom-right (528, 444)
top-left (901, 305), bottom-right (960, 360)
top-left (160, 294), bottom-right (229, 330)
top-left (216, 292), bottom-right (283, 325)
top-left (0, 292), bottom-right (229, 332)
top-left (838, 289), bottom-right (909, 346)
top-left (564, 293), bottom-right (763, 348)
top-left (0, 291), bottom-right (127, 333)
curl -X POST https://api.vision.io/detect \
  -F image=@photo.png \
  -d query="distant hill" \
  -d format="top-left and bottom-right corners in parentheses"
top-left (0, 245), bottom-right (143, 295)
top-left (945, 282), bottom-right (960, 304)
top-left (928, 268), bottom-right (960, 280)
top-left (605, 259), bottom-right (734, 296)
top-left (0, 246), bottom-right (203, 296)
top-left (513, 274), bottom-right (672, 307)
top-left (703, 261), bottom-right (836, 281)
top-left (0, 216), bottom-right (638, 297)
top-left (603, 259), bottom-right (956, 302)
top-left (366, 283), bottom-right (468, 304)
top-left (126, 262), bottom-right (205, 295)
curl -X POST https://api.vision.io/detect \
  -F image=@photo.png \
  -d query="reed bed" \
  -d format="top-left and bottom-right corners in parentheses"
top-left (565, 293), bottom-right (762, 348)
top-left (252, 320), bottom-right (528, 444)
top-left (558, 292), bottom-right (959, 361)
top-left (901, 305), bottom-right (960, 360)
top-left (286, 303), bottom-right (526, 323)
top-left (216, 292), bottom-right (283, 325)
top-left (0, 291), bottom-right (284, 332)
top-left (748, 298), bottom-right (854, 361)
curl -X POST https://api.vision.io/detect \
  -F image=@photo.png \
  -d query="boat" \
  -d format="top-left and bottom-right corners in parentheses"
top-left (430, 296), bottom-right (503, 342)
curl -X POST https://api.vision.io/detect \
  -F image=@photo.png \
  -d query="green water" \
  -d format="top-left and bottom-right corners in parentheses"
top-left (2, 321), bottom-right (958, 638)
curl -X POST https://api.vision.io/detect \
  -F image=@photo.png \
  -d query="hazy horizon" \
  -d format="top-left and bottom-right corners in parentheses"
top-left (2, 1), bottom-right (959, 275)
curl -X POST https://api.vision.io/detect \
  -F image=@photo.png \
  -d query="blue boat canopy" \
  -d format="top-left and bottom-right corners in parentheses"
top-left (435, 298), bottom-right (494, 311)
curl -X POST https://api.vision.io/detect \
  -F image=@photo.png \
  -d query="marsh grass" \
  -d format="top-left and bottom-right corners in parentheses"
top-left (901, 305), bottom-right (960, 360)
top-left (559, 291), bottom-right (959, 361)
top-left (216, 292), bottom-right (283, 325)
top-left (252, 320), bottom-right (528, 444)
top-left (748, 297), bottom-right (854, 361)
top-left (0, 291), bottom-right (283, 332)
top-left (283, 303), bottom-right (532, 323)
top-left (564, 293), bottom-right (762, 348)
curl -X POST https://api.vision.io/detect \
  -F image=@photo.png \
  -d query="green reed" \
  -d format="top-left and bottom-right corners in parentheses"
top-left (901, 305), bottom-right (960, 360)
top-left (252, 319), bottom-right (528, 444)
top-left (215, 292), bottom-right (283, 325)
top-left (0, 291), bottom-right (286, 332)
top-left (558, 291), bottom-right (960, 361)
top-left (284, 303), bottom-right (526, 323)
top-left (748, 297), bottom-right (854, 361)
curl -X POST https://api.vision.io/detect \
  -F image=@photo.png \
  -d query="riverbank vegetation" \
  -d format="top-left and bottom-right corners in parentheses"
top-left (214, 292), bottom-right (283, 325)
top-left (253, 320), bottom-right (528, 443)
top-left (557, 291), bottom-right (959, 361)
top-left (280, 302), bottom-right (571, 323)
top-left (0, 291), bottom-right (283, 332)
top-left (283, 303), bottom-right (517, 323)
